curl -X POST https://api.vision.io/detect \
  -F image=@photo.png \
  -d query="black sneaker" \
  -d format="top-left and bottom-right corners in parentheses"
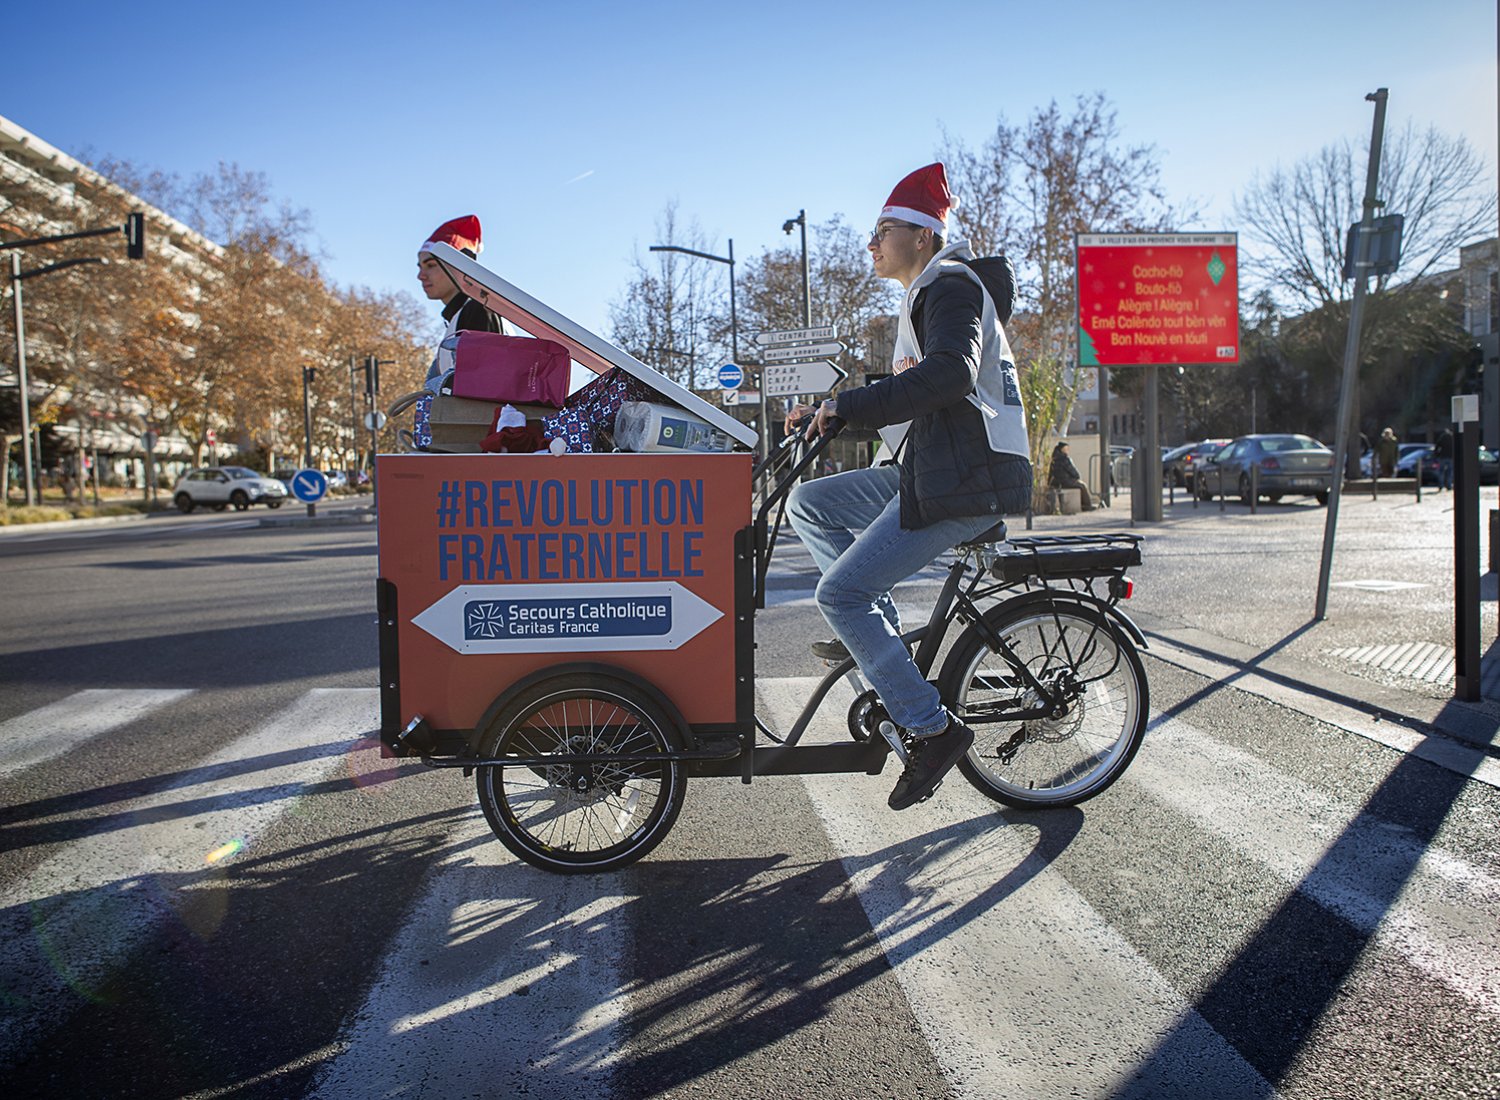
top-left (810, 638), bottom-right (850, 661)
top-left (888, 720), bottom-right (975, 811)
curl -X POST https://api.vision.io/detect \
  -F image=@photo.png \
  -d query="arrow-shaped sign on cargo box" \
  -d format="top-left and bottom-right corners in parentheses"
top-left (762, 341), bottom-right (845, 363)
top-left (412, 581), bottom-right (724, 655)
top-left (762, 360), bottom-right (848, 398)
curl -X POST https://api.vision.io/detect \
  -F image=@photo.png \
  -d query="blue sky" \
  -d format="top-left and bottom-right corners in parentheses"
top-left (4, 0), bottom-right (1494, 339)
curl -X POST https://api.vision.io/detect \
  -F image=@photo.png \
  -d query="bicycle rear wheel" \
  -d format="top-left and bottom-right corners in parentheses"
top-left (475, 673), bottom-right (687, 873)
top-left (939, 602), bottom-right (1147, 807)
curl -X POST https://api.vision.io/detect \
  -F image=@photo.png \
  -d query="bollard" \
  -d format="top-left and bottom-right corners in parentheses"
top-left (1250, 463), bottom-right (1258, 514)
top-left (1415, 457), bottom-right (1422, 503)
top-left (1491, 508), bottom-right (1500, 575)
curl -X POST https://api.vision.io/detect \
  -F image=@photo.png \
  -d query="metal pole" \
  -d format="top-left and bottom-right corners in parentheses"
top-left (1144, 365), bottom-right (1162, 521)
top-left (1098, 366), bottom-right (1111, 507)
top-left (1454, 404), bottom-right (1480, 700)
top-left (302, 367), bottom-right (314, 468)
top-left (348, 354), bottom-right (358, 479)
top-left (798, 210), bottom-right (811, 327)
top-left (11, 253), bottom-right (34, 506)
top-left (1316, 88), bottom-right (1389, 621)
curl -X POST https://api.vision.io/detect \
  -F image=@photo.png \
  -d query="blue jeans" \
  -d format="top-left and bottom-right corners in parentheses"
top-left (787, 466), bottom-right (1001, 737)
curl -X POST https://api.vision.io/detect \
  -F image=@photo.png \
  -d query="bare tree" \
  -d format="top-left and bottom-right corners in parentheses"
top-left (608, 202), bottom-right (724, 389)
top-left (737, 215), bottom-right (897, 381)
top-left (940, 95), bottom-right (1194, 497)
top-left (1233, 121), bottom-right (1493, 440)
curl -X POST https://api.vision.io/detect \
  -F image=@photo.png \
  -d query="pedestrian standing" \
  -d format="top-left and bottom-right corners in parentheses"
top-left (1433, 428), bottom-right (1455, 491)
top-left (1376, 427), bottom-right (1399, 479)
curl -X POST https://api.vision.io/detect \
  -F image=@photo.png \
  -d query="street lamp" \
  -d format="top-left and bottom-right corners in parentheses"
top-left (782, 210), bottom-right (811, 327)
top-left (648, 241), bottom-right (766, 460)
top-left (3, 215), bottom-right (146, 507)
top-left (9, 254), bottom-right (108, 506)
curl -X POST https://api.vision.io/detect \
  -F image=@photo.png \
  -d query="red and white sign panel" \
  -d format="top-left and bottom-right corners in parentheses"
top-left (1076, 233), bottom-right (1239, 367)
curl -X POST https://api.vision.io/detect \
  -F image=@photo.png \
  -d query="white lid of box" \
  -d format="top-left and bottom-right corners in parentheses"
top-left (429, 244), bottom-right (759, 450)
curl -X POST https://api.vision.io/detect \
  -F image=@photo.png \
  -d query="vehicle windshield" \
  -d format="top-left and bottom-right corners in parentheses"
top-left (224, 467), bottom-right (257, 479)
top-left (1259, 435), bottom-right (1326, 453)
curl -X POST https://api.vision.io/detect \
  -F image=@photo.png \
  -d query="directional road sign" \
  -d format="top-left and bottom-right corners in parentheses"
top-left (763, 360), bottom-right (847, 398)
top-left (722, 388), bottom-right (761, 406)
top-left (763, 341), bottom-right (845, 363)
top-left (363, 410), bottom-right (389, 431)
top-left (290, 469), bottom-right (328, 503)
top-left (755, 324), bottom-right (837, 347)
top-left (717, 363), bottom-right (744, 389)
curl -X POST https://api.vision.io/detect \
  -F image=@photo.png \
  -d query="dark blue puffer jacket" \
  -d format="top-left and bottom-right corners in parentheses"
top-left (835, 274), bottom-right (1032, 529)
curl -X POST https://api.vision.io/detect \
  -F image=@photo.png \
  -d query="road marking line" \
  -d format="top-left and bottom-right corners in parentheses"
top-left (756, 677), bottom-right (1274, 1100)
top-left (0, 689), bottom-right (193, 779)
top-left (309, 815), bottom-right (627, 1100)
top-left (0, 688), bottom-right (378, 1066)
top-left (1135, 714), bottom-right (1500, 1021)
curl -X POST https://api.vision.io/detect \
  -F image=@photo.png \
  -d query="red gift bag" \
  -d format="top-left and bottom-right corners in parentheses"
top-left (446, 331), bottom-right (571, 409)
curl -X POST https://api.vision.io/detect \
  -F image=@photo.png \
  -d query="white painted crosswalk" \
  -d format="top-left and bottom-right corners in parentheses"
top-left (0, 688), bottom-right (378, 1066)
top-left (0, 688), bottom-right (193, 779)
top-left (1, 681), bottom-right (1497, 1096)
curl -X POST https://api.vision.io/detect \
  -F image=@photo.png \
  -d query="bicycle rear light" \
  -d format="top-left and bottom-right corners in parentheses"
top-left (1109, 576), bottom-right (1134, 600)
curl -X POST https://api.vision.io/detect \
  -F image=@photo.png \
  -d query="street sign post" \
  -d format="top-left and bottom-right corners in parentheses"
top-left (291, 467), bottom-right (328, 518)
top-left (763, 361), bottom-right (846, 398)
top-left (763, 341), bottom-right (844, 363)
top-left (722, 388), bottom-right (761, 407)
top-left (755, 325), bottom-right (837, 346)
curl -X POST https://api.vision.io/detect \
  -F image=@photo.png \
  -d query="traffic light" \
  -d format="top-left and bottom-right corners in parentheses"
top-left (364, 355), bottom-right (379, 396)
top-left (125, 212), bottom-right (145, 260)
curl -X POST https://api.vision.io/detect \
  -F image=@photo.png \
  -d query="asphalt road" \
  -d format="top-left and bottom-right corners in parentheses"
top-left (0, 503), bottom-right (1497, 1099)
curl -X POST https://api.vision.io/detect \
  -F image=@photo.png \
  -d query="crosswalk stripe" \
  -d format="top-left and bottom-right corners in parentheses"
top-left (309, 814), bottom-right (627, 1100)
top-left (1133, 715), bottom-right (1500, 1019)
top-left (0, 689), bottom-right (193, 779)
top-left (758, 677), bottom-right (1274, 1100)
top-left (0, 688), bottom-right (378, 1066)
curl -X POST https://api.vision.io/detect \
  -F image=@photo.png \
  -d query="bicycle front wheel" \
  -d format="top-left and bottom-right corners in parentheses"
top-left (939, 602), bottom-right (1147, 807)
top-left (475, 673), bottom-right (687, 873)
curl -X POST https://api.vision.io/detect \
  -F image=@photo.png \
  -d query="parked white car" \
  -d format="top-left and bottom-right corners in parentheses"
top-left (172, 466), bottom-right (289, 513)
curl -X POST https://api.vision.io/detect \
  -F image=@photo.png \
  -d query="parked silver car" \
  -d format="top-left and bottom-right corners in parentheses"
top-left (1197, 434), bottom-right (1335, 505)
top-left (172, 466), bottom-right (288, 513)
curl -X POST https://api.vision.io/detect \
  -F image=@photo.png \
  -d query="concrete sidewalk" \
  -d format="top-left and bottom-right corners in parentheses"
top-left (1023, 487), bottom-right (1500, 786)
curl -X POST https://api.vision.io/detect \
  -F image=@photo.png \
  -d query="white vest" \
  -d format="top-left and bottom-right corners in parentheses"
top-left (876, 239), bottom-right (1029, 462)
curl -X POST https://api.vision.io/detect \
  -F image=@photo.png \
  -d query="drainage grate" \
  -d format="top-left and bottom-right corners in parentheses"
top-left (1326, 641), bottom-right (1454, 684)
top-left (1328, 642), bottom-right (1500, 696)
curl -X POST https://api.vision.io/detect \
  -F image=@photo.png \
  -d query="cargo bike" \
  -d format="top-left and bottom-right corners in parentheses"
top-left (378, 246), bottom-right (1150, 874)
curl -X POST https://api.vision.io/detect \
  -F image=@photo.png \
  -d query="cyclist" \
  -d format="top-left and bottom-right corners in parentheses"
top-left (785, 162), bottom-right (1032, 810)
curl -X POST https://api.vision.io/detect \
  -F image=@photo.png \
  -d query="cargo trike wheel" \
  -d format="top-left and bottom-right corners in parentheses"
top-left (475, 673), bottom-right (687, 874)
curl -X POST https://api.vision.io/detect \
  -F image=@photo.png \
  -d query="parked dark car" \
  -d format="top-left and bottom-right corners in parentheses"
top-left (1416, 444), bottom-right (1500, 483)
top-left (1163, 439), bottom-right (1230, 490)
top-left (1197, 434), bottom-right (1335, 505)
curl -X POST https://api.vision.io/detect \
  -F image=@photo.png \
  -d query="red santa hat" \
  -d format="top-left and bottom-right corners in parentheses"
top-left (878, 163), bottom-right (954, 236)
top-left (419, 215), bottom-right (483, 258)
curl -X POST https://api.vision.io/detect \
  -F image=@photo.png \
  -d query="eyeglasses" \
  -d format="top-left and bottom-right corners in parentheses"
top-left (869, 223), bottom-right (917, 246)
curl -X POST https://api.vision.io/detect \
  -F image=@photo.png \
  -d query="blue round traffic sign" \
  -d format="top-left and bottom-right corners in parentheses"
top-left (717, 363), bottom-right (744, 389)
top-left (290, 469), bottom-right (328, 503)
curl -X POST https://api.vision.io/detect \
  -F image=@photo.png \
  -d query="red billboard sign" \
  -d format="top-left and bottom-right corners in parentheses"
top-left (1076, 233), bottom-right (1239, 367)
